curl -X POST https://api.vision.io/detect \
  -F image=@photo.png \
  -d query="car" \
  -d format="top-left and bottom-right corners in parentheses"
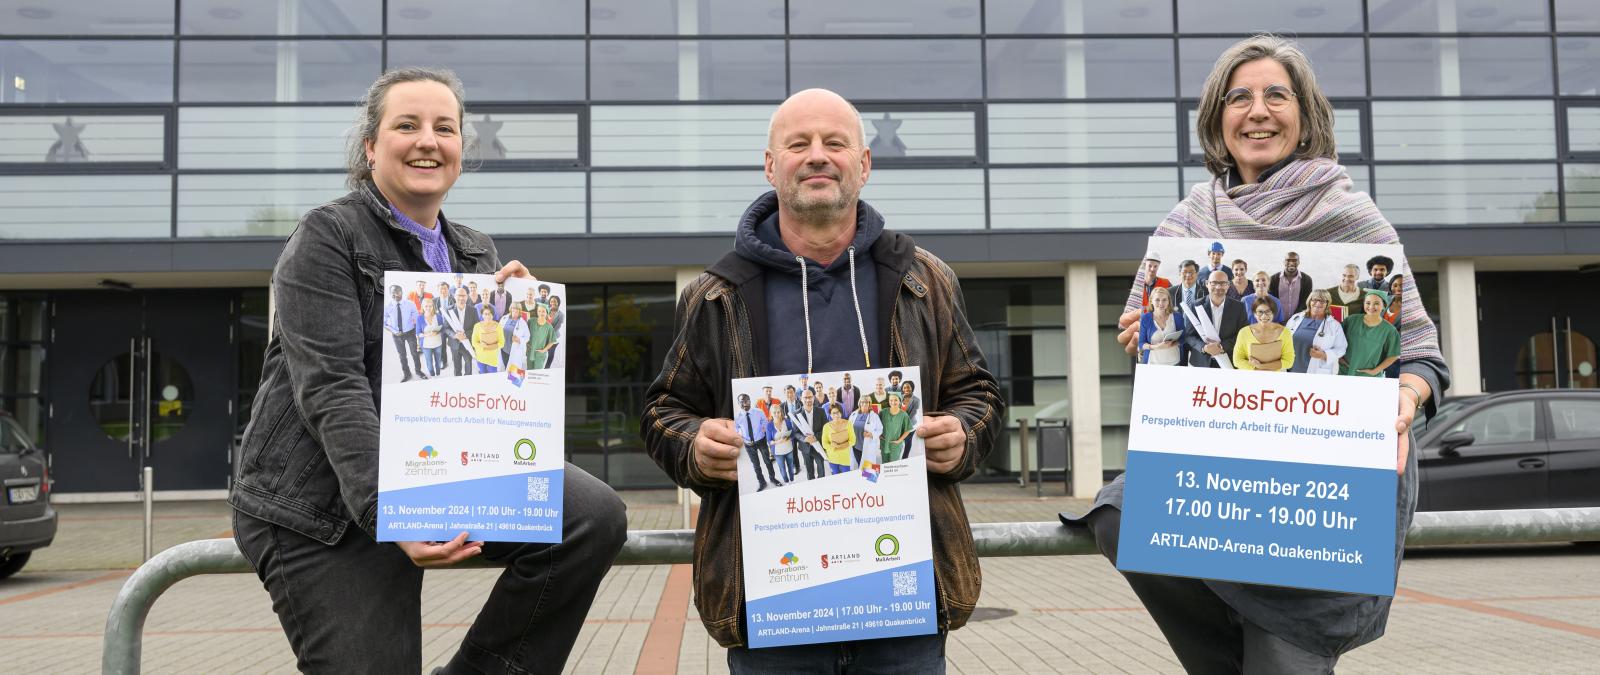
top-left (1415, 389), bottom-right (1600, 513)
top-left (0, 412), bottom-right (56, 579)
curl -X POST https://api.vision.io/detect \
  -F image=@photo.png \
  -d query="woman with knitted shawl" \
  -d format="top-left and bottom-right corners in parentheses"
top-left (1066, 35), bottom-right (1451, 672)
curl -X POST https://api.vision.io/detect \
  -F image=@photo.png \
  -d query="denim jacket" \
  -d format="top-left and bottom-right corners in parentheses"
top-left (229, 183), bottom-right (498, 544)
top-left (641, 227), bottom-right (1005, 648)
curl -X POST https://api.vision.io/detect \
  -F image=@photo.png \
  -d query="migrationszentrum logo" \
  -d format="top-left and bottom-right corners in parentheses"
top-left (778, 552), bottom-right (800, 566)
top-left (417, 446), bottom-right (439, 459)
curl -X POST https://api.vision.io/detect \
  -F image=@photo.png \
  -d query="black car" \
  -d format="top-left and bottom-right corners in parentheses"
top-left (0, 412), bottom-right (56, 579)
top-left (1416, 389), bottom-right (1600, 512)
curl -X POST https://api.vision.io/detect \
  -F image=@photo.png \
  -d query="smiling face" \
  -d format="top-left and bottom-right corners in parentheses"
top-left (1221, 58), bottom-right (1302, 184)
top-left (1341, 266), bottom-right (1359, 290)
top-left (1283, 253), bottom-right (1300, 275)
top-left (1391, 276), bottom-right (1404, 296)
top-left (364, 80), bottom-right (463, 217)
top-left (1181, 263), bottom-right (1197, 285)
top-left (765, 89), bottom-right (871, 222)
top-left (1254, 271), bottom-right (1270, 295)
top-left (1307, 296), bottom-right (1329, 319)
top-left (1253, 304), bottom-right (1275, 323)
top-left (1363, 293), bottom-right (1385, 316)
top-left (1206, 271), bottom-right (1230, 302)
top-left (1150, 287), bottom-right (1171, 312)
top-left (1144, 259), bottom-right (1160, 279)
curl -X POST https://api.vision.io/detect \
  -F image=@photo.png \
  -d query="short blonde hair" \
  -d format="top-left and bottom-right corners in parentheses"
top-left (1195, 34), bottom-right (1338, 178)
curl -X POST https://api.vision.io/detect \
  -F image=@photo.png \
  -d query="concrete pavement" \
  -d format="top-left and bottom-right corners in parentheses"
top-left (2, 484), bottom-right (1596, 673)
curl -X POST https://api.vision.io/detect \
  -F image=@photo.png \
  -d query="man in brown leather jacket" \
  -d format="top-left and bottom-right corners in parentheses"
top-left (641, 88), bottom-right (1003, 673)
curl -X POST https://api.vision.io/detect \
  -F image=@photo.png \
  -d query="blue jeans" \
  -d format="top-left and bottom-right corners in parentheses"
top-left (775, 451), bottom-right (797, 482)
top-left (422, 344), bottom-right (445, 376)
top-left (728, 633), bottom-right (946, 674)
top-left (234, 462), bottom-right (627, 674)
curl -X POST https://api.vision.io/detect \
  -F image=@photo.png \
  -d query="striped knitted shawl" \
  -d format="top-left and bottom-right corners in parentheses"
top-left (1124, 157), bottom-right (1442, 364)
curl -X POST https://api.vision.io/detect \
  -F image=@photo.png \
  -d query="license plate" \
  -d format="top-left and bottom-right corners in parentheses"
top-left (8, 486), bottom-right (37, 504)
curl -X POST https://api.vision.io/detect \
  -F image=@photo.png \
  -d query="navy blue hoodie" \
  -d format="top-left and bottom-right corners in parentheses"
top-left (733, 191), bottom-right (885, 376)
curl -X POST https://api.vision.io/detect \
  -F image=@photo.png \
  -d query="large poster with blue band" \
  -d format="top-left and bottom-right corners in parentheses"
top-left (733, 366), bottom-right (937, 648)
top-left (1117, 238), bottom-right (1408, 596)
top-left (377, 272), bottom-right (566, 543)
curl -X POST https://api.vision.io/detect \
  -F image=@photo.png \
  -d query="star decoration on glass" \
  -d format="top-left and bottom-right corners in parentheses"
top-left (868, 113), bottom-right (906, 158)
top-left (47, 117), bottom-right (90, 162)
top-left (468, 115), bottom-right (508, 160)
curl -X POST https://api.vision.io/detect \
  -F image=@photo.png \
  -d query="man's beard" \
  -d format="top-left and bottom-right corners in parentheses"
top-left (781, 173), bottom-right (858, 221)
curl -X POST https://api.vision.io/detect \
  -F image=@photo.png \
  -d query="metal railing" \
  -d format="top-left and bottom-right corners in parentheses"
top-left (103, 508), bottom-right (1600, 674)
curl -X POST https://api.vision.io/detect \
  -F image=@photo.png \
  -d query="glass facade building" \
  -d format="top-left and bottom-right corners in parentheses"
top-left (2, 1), bottom-right (1597, 496)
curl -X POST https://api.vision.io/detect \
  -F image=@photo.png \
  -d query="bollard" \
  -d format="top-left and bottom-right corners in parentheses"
top-left (104, 508), bottom-right (1600, 674)
top-left (141, 467), bottom-right (153, 563)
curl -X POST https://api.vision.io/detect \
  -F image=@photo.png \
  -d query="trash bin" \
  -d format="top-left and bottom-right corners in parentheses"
top-left (1034, 417), bottom-right (1070, 496)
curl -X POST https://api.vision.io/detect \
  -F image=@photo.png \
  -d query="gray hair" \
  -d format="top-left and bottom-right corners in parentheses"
top-left (345, 67), bottom-right (470, 190)
top-left (1195, 34), bottom-right (1337, 178)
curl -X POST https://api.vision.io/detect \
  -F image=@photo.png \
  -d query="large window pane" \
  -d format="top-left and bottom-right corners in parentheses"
top-left (991, 167), bottom-right (1176, 229)
top-left (1570, 108), bottom-right (1600, 154)
top-left (989, 103), bottom-right (1177, 164)
top-left (791, 40), bottom-right (981, 100)
top-left (788, 1), bottom-right (980, 34)
top-left (591, 40), bottom-right (784, 101)
top-left (463, 112), bottom-right (579, 163)
top-left (0, 174), bottom-right (170, 238)
top-left (860, 109), bottom-right (977, 161)
top-left (986, 39), bottom-right (1174, 99)
top-left (985, 0), bottom-right (1172, 34)
top-left (590, 0), bottom-right (785, 35)
top-left (1563, 164), bottom-right (1600, 221)
top-left (179, 107), bottom-right (351, 170)
top-left (443, 172), bottom-right (586, 235)
top-left (0, 114), bottom-right (164, 164)
top-left (1374, 164), bottom-right (1557, 225)
top-left (177, 173), bottom-right (345, 237)
top-left (1373, 101), bottom-right (1554, 161)
top-left (1370, 37), bottom-right (1552, 96)
top-left (1368, 0), bottom-right (1548, 33)
top-left (179, 40), bottom-right (380, 102)
top-left (1180, 38), bottom-right (1366, 98)
top-left (0, 0), bottom-right (173, 35)
top-left (0, 41), bottom-right (173, 103)
top-left (1176, 0), bottom-right (1363, 33)
top-left (592, 105), bottom-right (766, 167)
top-left (1557, 0), bottom-right (1600, 31)
top-left (859, 169), bottom-right (985, 230)
top-left (1558, 38), bottom-right (1600, 96)
top-left (386, 1), bottom-right (583, 35)
top-left (181, 0), bottom-right (380, 35)
top-left (591, 170), bottom-right (770, 233)
top-left (388, 40), bottom-right (584, 102)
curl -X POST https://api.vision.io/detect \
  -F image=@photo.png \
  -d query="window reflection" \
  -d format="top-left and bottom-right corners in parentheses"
top-left (389, 41), bottom-right (584, 102)
top-left (0, 41), bottom-right (174, 103)
top-left (0, 174), bottom-right (171, 238)
top-left (181, 0), bottom-right (381, 35)
top-left (788, 0), bottom-right (981, 34)
top-left (1558, 38), bottom-right (1600, 96)
top-left (1557, 0), bottom-right (1600, 31)
top-left (177, 173), bottom-right (345, 237)
top-left (1180, 37), bottom-right (1366, 98)
top-left (990, 103), bottom-right (1177, 164)
top-left (1375, 164), bottom-right (1557, 225)
top-left (591, 170), bottom-right (771, 233)
top-left (858, 169), bottom-right (985, 230)
top-left (990, 167), bottom-right (1177, 229)
top-left (179, 40), bottom-right (380, 102)
top-left (386, 0), bottom-right (583, 35)
top-left (591, 105), bottom-right (769, 167)
top-left (791, 40), bottom-right (981, 100)
top-left (1368, 0), bottom-right (1548, 33)
top-left (0, 114), bottom-right (164, 164)
top-left (1372, 101), bottom-right (1555, 161)
top-left (985, 0), bottom-right (1172, 34)
top-left (0, 0), bottom-right (173, 35)
top-left (178, 107), bottom-right (353, 169)
top-left (1370, 37), bottom-right (1552, 96)
top-left (589, 0), bottom-right (784, 35)
top-left (1176, 0), bottom-right (1363, 33)
top-left (591, 40), bottom-right (784, 101)
top-left (987, 39), bottom-right (1174, 99)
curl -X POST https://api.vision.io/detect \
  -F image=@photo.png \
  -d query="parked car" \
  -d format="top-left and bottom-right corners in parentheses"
top-left (0, 412), bottom-right (56, 579)
top-left (1416, 389), bottom-right (1600, 514)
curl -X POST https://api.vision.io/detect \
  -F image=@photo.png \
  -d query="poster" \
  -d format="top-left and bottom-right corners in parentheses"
top-left (733, 367), bottom-right (938, 648)
top-left (1116, 238), bottom-right (1408, 596)
top-left (376, 272), bottom-right (567, 543)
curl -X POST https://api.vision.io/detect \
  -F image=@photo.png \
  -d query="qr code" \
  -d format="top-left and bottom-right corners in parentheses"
top-left (892, 570), bottom-right (918, 597)
top-left (527, 476), bottom-right (550, 502)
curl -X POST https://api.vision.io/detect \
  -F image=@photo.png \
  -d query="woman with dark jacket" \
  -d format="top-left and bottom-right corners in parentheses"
top-left (1095, 35), bottom-right (1451, 672)
top-left (228, 67), bottom-right (626, 675)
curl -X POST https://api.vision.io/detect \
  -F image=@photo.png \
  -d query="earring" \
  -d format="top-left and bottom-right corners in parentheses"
top-left (366, 160), bottom-right (375, 170)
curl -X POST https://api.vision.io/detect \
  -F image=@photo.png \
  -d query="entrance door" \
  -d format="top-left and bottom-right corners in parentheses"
top-left (1477, 272), bottom-right (1600, 392)
top-left (48, 291), bottom-right (236, 493)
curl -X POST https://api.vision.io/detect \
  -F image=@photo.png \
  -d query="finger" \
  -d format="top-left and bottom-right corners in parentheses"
top-left (1117, 309), bottom-right (1141, 330)
top-left (494, 261), bottom-right (534, 282)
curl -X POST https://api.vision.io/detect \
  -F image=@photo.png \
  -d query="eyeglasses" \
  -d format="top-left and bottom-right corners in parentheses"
top-left (1223, 84), bottom-right (1297, 111)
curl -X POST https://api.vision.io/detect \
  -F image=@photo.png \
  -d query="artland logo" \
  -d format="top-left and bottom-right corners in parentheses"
top-left (779, 552), bottom-right (799, 566)
top-left (460, 451), bottom-right (470, 466)
top-left (875, 533), bottom-right (902, 561)
top-left (513, 438), bottom-right (537, 463)
top-left (417, 446), bottom-right (439, 459)
top-left (821, 552), bottom-right (861, 570)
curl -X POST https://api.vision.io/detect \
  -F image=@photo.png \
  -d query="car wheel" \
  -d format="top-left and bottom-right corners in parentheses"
top-left (0, 551), bottom-right (30, 580)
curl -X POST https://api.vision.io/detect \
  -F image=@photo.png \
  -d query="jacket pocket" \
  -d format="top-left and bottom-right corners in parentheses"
top-left (240, 379), bottom-right (295, 476)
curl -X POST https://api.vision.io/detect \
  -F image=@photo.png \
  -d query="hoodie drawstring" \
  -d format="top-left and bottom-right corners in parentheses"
top-left (796, 247), bottom-right (872, 375)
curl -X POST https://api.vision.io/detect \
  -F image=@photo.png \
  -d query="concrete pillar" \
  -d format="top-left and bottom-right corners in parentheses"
top-left (274, 2), bottom-right (300, 102)
top-left (1437, 258), bottom-right (1482, 395)
top-left (1065, 263), bottom-right (1103, 497)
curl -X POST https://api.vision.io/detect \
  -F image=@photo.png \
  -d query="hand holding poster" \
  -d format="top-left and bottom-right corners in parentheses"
top-left (733, 367), bottom-right (937, 648)
top-left (377, 272), bottom-right (567, 543)
top-left (1118, 238), bottom-right (1408, 596)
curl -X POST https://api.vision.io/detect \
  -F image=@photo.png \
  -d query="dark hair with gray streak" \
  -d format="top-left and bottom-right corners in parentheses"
top-left (1194, 34), bottom-right (1337, 178)
top-left (345, 67), bottom-right (470, 190)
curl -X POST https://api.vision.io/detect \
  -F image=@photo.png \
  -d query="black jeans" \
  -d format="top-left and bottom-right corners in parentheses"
top-left (1085, 507), bottom-right (1339, 674)
top-left (391, 330), bottom-right (423, 379)
top-left (727, 633), bottom-right (946, 674)
top-left (234, 463), bottom-right (627, 675)
top-left (451, 337), bottom-right (474, 376)
top-left (744, 440), bottom-right (779, 487)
